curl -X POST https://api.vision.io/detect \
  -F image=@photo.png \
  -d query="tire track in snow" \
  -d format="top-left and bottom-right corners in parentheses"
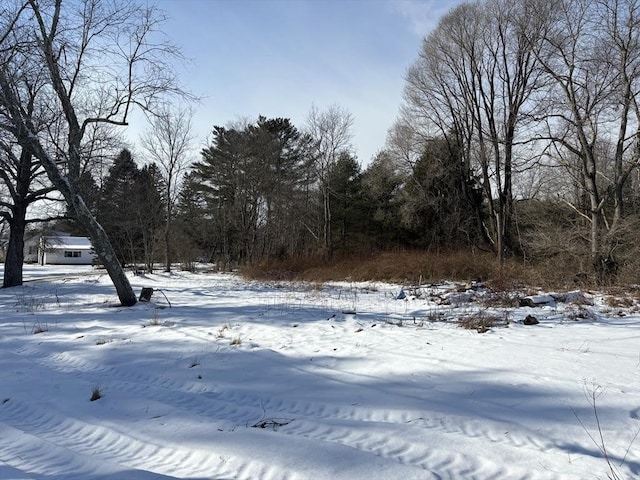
top-left (0, 421), bottom-right (185, 480)
top-left (1, 399), bottom-right (302, 480)
top-left (3, 347), bottom-right (306, 480)
top-left (280, 415), bottom-right (565, 480)
top-left (7, 342), bottom-right (568, 479)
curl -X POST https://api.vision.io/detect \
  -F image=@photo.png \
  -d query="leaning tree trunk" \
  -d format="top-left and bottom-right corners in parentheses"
top-left (42, 162), bottom-right (137, 306)
top-left (14, 130), bottom-right (136, 305)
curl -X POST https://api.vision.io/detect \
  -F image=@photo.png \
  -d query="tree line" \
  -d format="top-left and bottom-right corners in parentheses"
top-left (397, 0), bottom-right (640, 280)
top-left (2, 0), bottom-right (640, 305)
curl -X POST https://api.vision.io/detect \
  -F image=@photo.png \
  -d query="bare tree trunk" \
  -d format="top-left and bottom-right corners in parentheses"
top-left (323, 186), bottom-right (332, 260)
top-left (33, 140), bottom-right (137, 305)
top-left (305, 104), bottom-right (354, 260)
top-left (3, 206), bottom-right (26, 288)
top-left (164, 208), bottom-right (172, 272)
top-left (140, 105), bottom-right (194, 273)
top-left (590, 209), bottom-right (600, 260)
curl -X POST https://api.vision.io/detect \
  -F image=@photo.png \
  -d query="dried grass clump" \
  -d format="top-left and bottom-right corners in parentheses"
top-left (604, 295), bottom-right (634, 308)
top-left (480, 291), bottom-right (521, 308)
top-left (457, 311), bottom-right (509, 333)
top-left (31, 320), bottom-right (48, 334)
top-left (90, 384), bottom-right (102, 401)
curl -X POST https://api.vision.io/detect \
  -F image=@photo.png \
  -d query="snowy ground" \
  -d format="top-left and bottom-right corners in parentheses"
top-left (0, 264), bottom-right (639, 480)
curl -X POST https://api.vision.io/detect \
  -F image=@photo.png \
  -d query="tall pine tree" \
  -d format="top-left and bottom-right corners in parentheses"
top-left (98, 149), bottom-right (165, 269)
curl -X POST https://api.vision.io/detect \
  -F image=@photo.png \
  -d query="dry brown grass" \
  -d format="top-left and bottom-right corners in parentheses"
top-left (457, 311), bottom-right (510, 333)
top-left (617, 255), bottom-right (640, 286)
top-left (242, 250), bottom-right (503, 284)
top-left (603, 288), bottom-right (637, 308)
top-left (241, 250), bottom-right (637, 291)
top-left (243, 250), bottom-right (535, 287)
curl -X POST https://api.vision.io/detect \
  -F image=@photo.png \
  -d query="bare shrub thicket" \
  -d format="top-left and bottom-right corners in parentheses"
top-left (242, 251), bottom-right (504, 285)
top-left (242, 245), bottom-right (640, 292)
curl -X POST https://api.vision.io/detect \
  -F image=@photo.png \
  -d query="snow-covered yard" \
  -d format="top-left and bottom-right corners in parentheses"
top-left (1, 265), bottom-right (639, 479)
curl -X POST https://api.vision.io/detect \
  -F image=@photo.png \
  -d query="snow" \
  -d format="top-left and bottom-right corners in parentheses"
top-left (42, 236), bottom-right (94, 249)
top-left (1, 264), bottom-right (639, 480)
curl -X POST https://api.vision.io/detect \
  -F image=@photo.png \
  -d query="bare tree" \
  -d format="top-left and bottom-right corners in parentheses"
top-left (0, 61), bottom-right (64, 287)
top-left (305, 104), bottom-right (354, 259)
top-left (530, 0), bottom-right (640, 276)
top-left (599, 0), bottom-right (640, 223)
top-left (0, 3), bottom-right (66, 287)
top-left (0, 0), bottom-right (189, 305)
top-left (403, 0), bottom-right (546, 261)
top-left (0, 142), bottom-right (63, 287)
top-left (141, 104), bottom-right (194, 272)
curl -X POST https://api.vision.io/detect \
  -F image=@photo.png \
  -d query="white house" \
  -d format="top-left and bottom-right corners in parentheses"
top-left (24, 235), bottom-right (40, 263)
top-left (0, 238), bottom-right (7, 262)
top-left (39, 236), bottom-right (97, 265)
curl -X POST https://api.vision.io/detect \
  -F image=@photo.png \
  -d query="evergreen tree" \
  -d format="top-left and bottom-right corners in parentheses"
top-left (247, 116), bottom-right (314, 259)
top-left (174, 171), bottom-right (219, 266)
top-left (398, 138), bottom-right (484, 250)
top-left (191, 117), bottom-right (315, 265)
top-left (193, 126), bottom-right (250, 264)
top-left (135, 163), bottom-right (165, 272)
top-left (327, 152), bottom-right (365, 255)
top-left (99, 149), bottom-right (140, 266)
top-left (360, 151), bottom-right (404, 250)
top-left (59, 171), bottom-right (100, 236)
top-left (98, 149), bottom-right (165, 269)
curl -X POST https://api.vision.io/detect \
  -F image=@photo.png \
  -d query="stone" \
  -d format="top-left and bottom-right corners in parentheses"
top-left (139, 287), bottom-right (153, 302)
top-left (519, 294), bottom-right (555, 307)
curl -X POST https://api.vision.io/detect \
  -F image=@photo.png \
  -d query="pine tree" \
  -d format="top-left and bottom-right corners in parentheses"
top-left (98, 149), bottom-right (165, 269)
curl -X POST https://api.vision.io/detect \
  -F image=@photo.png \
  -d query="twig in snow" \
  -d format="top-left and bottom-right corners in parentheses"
top-left (247, 399), bottom-right (294, 431)
top-left (572, 382), bottom-right (630, 480)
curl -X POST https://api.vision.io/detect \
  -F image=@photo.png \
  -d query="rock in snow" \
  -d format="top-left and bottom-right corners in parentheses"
top-left (519, 294), bottom-right (555, 307)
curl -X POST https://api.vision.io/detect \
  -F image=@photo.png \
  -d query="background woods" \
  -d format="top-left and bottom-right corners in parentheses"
top-left (2, 0), bottom-right (639, 291)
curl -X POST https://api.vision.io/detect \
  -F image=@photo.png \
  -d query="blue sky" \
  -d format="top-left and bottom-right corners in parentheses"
top-left (144, 0), bottom-right (463, 165)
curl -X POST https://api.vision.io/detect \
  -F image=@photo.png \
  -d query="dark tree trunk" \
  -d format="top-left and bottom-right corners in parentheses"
top-left (2, 208), bottom-right (26, 288)
top-left (3, 148), bottom-right (34, 288)
top-left (164, 216), bottom-right (171, 273)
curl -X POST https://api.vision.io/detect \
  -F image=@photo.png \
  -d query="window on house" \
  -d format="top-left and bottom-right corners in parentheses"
top-left (64, 251), bottom-right (82, 258)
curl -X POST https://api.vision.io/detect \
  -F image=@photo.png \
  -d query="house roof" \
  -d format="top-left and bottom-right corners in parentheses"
top-left (42, 236), bottom-right (94, 250)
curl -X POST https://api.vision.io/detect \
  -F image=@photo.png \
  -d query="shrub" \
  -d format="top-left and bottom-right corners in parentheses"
top-left (90, 384), bottom-right (102, 401)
